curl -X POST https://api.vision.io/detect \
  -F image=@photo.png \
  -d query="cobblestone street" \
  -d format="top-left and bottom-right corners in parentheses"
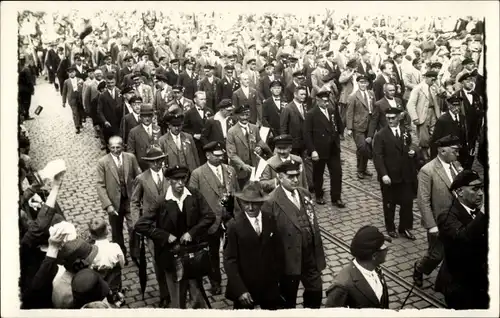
top-left (23, 80), bottom-right (483, 309)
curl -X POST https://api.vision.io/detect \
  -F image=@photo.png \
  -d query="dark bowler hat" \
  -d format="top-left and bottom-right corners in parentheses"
top-left (289, 56), bottom-right (299, 62)
top-left (129, 96), bottom-right (143, 104)
top-left (269, 79), bottom-right (283, 88)
top-left (234, 181), bottom-right (270, 202)
top-left (450, 169), bottom-right (482, 191)
top-left (166, 113), bottom-right (185, 126)
top-left (350, 225), bottom-right (392, 259)
top-left (142, 146), bottom-right (167, 161)
top-left (276, 160), bottom-right (301, 176)
top-left (224, 64), bottom-right (235, 71)
top-left (430, 62), bottom-right (443, 69)
top-left (121, 86), bottom-right (135, 95)
top-left (385, 107), bottom-right (402, 115)
top-left (67, 66), bottom-right (77, 72)
top-left (461, 57), bottom-right (475, 66)
top-left (435, 135), bottom-right (461, 148)
top-left (170, 58), bottom-right (180, 64)
top-left (233, 104), bottom-right (250, 114)
top-left (217, 99), bottom-right (233, 110)
top-left (356, 74), bottom-right (369, 82)
top-left (346, 58), bottom-right (358, 69)
top-left (247, 58), bottom-right (256, 64)
top-left (140, 104), bottom-right (154, 115)
top-left (71, 268), bottom-right (110, 309)
top-left (458, 72), bottom-right (474, 82)
top-left (423, 70), bottom-right (438, 78)
top-left (172, 84), bottom-right (184, 91)
top-left (203, 141), bottom-right (225, 155)
top-left (164, 165), bottom-right (190, 179)
top-left (274, 134), bottom-right (293, 147)
top-left (97, 81), bottom-right (107, 90)
top-left (155, 74), bottom-right (169, 83)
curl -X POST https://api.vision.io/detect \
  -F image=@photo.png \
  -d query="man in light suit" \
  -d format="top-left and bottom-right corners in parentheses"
top-left (96, 136), bottom-right (141, 263)
top-left (413, 135), bottom-right (463, 288)
top-left (130, 146), bottom-right (170, 307)
top-left (62, 66), bottom-right (85, 134)
top-left (232, 73), bottom-right (263, 126)
top-left (244, 58), bottom-right (260, 91)
top-left (100, 54), bottom-right (119, 81)
top-left (226, 104), bottom-right (273, 189)
top-left (326, 225), bottom-right (390, 308)
top-left (133, 74), bottom-right (154, 105)
top-left (127, 104), bottom-right (155, 171)
top-left (167, 85), bottom-right (195, 114)
top-left (189, 141), bottom-right (239, 295)
top-left (407, 71), bottom-right (441, 161)
top-left (403, 58), bottom-right (423, 103)
top-left (310, 57), bottom-right (329, 99)
top-left (346, 75), bottom-right (375, 179)
top-left (158, 113), bottom-right (200, 172)
top-left (260, 135), bottom-right (308, 193)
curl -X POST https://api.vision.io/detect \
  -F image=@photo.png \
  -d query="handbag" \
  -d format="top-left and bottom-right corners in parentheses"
top-left (171, 241), bottom-right (211, 282)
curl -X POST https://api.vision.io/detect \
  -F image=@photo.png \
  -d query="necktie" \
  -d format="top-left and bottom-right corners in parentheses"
top-left (395, 129), bottom-right (400, 139)
top-left (428, 86), bottom-right (434, 106)
top-left (291, 191), bottom-right (300, 209)
top-left (156, 172), bottom-right (161, 186)
top-left (449, 164), bottom-right (457, 180)
top-left (215, 167), bottom-right (223, 184)
top-left (254, 218), bottom-right (261, 236)
top-left (116, 156), bottom-right (122, 168)
top-left (364, 92), bottom-right (370, 113)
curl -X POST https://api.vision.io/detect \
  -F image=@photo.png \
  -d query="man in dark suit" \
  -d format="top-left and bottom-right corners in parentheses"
top-left (325, 51), bottom-right (341, 90)
top-left (119, 95), bottom-right (142, 149)
top-left (430, 96), bottom-right (468, 164)
top-left (155, 56), bottom-right (169, 79)
top-left (56, 48), bottom-right (71, 95)
top-left (165, 59), bottom-right (181, 87)
top-left (435, 170), bottom-right (488, 309)
top-left (198, 65), bottom-right (220, 113)
top-left (373, 61), bottom-right (396, 102)
top-left (98, 74), bottom-right (123, 146)
top-left (117, 56), bottom-right (134, 89)
top-left (261, 160), bottom-right (326, 309)
top-left (183, 91), bottom-right (214, 165)
top-left (100, 54), bottom-right (119, 82)
top-left (284, 71), bottom-right (309, 104)
top-left (346, 75), bottom-right (375, 179)
top-left (130, 147), bottom-right (170, 307)
top-left (356, 50), bottom-right (376, 89)
top-left (189, 142), bottom-right (239, 296)
top-left (224, 182), bottom-right (284, 309)
top-left (62, 66), bottom-right (85, 134)
top-left (167, 85), bottom-right (195, 113)
top-left (368, 83), bottom-right (409, 139)
top-left (326, 225), bottom-right (390, 308)
top-left (177, 58), bottom-right (198, 100)
top-left (372, 108), bottom-right (417, 240)
top-left (45, 42), bottom-right (60, 89)
top-left (127, 104), bottom-right (155, 171)
top-left (96, 136), bottom-right (141, 262)
top-left (134, 165), bottom-right (215, 309)
top-left (216, 64), bottom-right (241, 103)
top-left (232, 73), bottom-right (262, 126)
top-left (201, 99), bottom-right (236, 147)
top-left (152, 74), bottom-right (172, 132)
top-left (304, 89), bottom-right (345, 207)
top-left (391, 53), bottom-right (406, 100)
top-left (452, 73), bottom-right (484, 169)
top-left (262, 80), bottom-right (285, 150)
top-left (259, 63), bottom-right (283, 101)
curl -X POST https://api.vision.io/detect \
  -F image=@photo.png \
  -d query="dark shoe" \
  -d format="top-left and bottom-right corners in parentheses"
top-left (316, 197), bottom-right (326, 205)
top-left (210, 283), bottom-right (222, 295)
top-left (308, 186), bottom-right (315, 194)
top-left (159, 298), bottom-right (170, 308)
top-left (24, 116), bottom-right (34, 121)
top-left (76, 128), bottom-right (81, 134)
top-left (388, 231), bottom-right (399, 239)
top-left (124, 257), bottom-right (129, 266)
top-left (413, 262), bottom-right (424, 288)
top-left (357, 172), bottom-right (365, 179)
top-left (363, 170), bottom-right (373, 177)
top-left (332, 199), bottom-right (345, 208)
top-left (339, 135), bottom-right (345, 141)
top-left (399, 229), bottom-right (416, 241)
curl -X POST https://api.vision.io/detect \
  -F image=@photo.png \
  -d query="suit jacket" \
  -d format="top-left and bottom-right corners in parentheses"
top-left (216, 76), bottom-right (241, 103)
top-left (430, 112), bottom-right (468, 159)
top-left (417, 158), bottom-right (463, 230)
top-left (152, 86), bottom-right (173, 116)
top-left (436, 200), bottom-right (488, 296)
top-left (453, 89), bottom-right (484, 148)
top-left (325, 61), bottom-right (341, 88)
top-left (189, 163), bottom-right (239, 234)
top-left (100, 64), bottom-right (119, 79)
top-left (372, 125), bottom-right (417, 184)
top-left (310, 67), bottom-right (329, 99)
top-left (356, 61), bottom-right (376, 89)
top-left (134, 186), bottom-right (215, 270)
top-left (127, 124), bottom-right (154, 171)
top-left (245, 70), bottom-right (260, 91)
top-left (261, 186), bottom-right (326, 276)
top-left (232, 87), bottom-right (262, 125)
top-left (201, 116), bottom-right (237, 145)
top-left (262, 97), bottom-right (284, 139)
top-left (223, 212), bottom-right (283, 302)
top-left (403, 67), bottom-right (422, 100)
top-left (130, 169), bottom-right (169, 225)
top-left (198, 76), bottom-right (220, 112)
top-left (177, 70), bottom-right (199, 100)
top-left (260, 154), bottom-right (308, 192)
top-left (166, 68), bottom-right (180, 87)
top-left (62, 78), bottom-right (83, 107)
top-left (135, 84), bottom-right (154, 105)
top-left (372, 74), bottom-right (395, 102)
top-left (406, 82), bottom-right (441, 125)
top-left (304, 105), bottom-right (343, 159)
top-left (226, 123), bottom-right (271, 179)
top-left (96, 152), bottom-right (141, 211)
top-left (259, 75), bottom-right (284, 101)
top-left (338, 70), bottom-right (356, 105)
top-left (119, 113), bottom-right (140, 147)
top-left (280, 101), bottom-right (306, 151)
top-left (118, 66), bottom-right (134, 89)
top-left (368, 97), bottom-right (406, 138)
top-left (325, 262), bottom-right (389, 308)
top-left (157, 132), bottom-right (200, 172)
top-left (346, 90), bottom-right (375, 133)
top-left (97, 88), bottom-right (123, 131)
top-left (183, 106), bottom-right (213, 137)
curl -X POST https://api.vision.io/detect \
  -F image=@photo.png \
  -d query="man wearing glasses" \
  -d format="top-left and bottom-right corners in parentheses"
top-left (406, 71), bottom-right (442, 162)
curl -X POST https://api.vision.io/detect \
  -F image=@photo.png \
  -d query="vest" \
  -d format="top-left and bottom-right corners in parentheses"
top-left (116, 161), bottom-right (127, 199)
top-left (294, 196), bottom-right (313, 246)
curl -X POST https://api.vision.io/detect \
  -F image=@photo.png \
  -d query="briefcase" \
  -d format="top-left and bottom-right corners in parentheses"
top-left (171, 241), bottom-right (211, 282)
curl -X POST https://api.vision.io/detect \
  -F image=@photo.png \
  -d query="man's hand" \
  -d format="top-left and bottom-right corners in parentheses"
top-left (382, 175), bottom-right (391, 185)
top-left (255, 146), bottom-right (262, 155)
top-left (244, 164), bottom-right (253, 173)
top-left (168, 234), bottom-right (177, 244)
top-left (104, 121), bottom-right (112, 128)
top-left (106, 205), bottom-right (119, 216)
top-left (311, 151), bottom-right (320, 161)
top-left (346, 129), bottom-right (352, 137)
top-left (428, 226), bottom-right (439, 234)
top-left (365, 137), bottom-right (372, 144)
top-left (62, 102), bottom-right (66, 108)
top-left (238, 292), bottom-right (254, 306)
top-left (180, 232), bottom-right (192, 244)
top-left (412, 119), bottom-right (419, 126)
top-left (193, 134), bottom-right (201, 140)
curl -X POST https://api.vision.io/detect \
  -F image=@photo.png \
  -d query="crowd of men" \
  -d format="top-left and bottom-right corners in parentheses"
top-left (18, 10), bottom-right (488, 310)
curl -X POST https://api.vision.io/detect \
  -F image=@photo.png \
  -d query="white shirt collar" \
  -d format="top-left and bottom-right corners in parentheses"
top-left (391, 125), bottom-right (401, 134)
top-left (165, 186), bottom-right (191, 210)
top-left (132, 112), bottom-right (140, 122)
top-left (280, 156), bottom-right (291, 162)
top-left (281, 186), bottom-right (299, 205)
top-left (111, 152), bottom-right (123, 164)
top-left (245, 211), bottom-right (262, 232)
top-left (170, 131), bottom-right (181, 140)
top-left (449, 111), bottom-right (459, 121)
top-left (459, 202), bottom-right (477, 218)
top-left (207, 162), bottom-right (222, 176)
top-left (353, 259), bottom-right (383, 300)
top-left (142, 123), bottom-right (152, 132)
top-left (239, 122), bottom-right (249, 130)
top-left (151, 168), bottom-right (163, 182)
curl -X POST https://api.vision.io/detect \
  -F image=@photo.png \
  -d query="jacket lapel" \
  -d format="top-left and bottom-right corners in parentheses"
top-left (107, 154), bottom-right (120, 183)
top-left (386, 127), bottom-right (402, 150)
top-left (356, 90), bottom-right (368, 108)
top-left (260, 212), bottom-right (272, 246)
top-left (166, 133), bottom-right (180, 157)
top-left (434, 159), bottom-right (452, 188)
top-left (275, 187), bottom-right (301, 230)
top-left (201, 164), bottom-right (221, 195)
top-left (351, 263), bottom-right (381, 307)
top-left (139, 125), bottom-right (151, 145)
top-left (292, 101), bottom-right (304, 120)
top-left (145, 169), bottom-right (161, 196)
top-left (235, 125), bottom-right (249, 147)
top-left (123, 154), bottom-right (130, 182)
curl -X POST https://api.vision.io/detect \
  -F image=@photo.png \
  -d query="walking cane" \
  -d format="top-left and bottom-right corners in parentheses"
top-left (400, 281), bottom-right (416, 309)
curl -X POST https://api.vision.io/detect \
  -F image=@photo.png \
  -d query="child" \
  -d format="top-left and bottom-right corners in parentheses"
top-left (88, 218), bottom-right (125, 307)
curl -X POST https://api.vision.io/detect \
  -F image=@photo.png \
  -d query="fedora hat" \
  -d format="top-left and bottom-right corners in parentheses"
top-left (234, 181), bottom-right (270, 203)
top-left (142, 146), bottom-right (166, 161)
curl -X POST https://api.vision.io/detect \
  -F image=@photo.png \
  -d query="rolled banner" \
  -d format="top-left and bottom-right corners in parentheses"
top-left (38, 159), bottom-right (67, 183)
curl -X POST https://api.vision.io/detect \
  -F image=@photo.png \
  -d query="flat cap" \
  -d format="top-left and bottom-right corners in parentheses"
top-left (247, 58), bottom-right (256, 64)
top-left (316, 87), bottom-right (331, 98)
top-left (423, 70), bottom-right (438, 78)
top-left (385, 107), bottom-right (402, 115)
top-left (121, 86), bottom-right (135, 95)
top-left (461, 58), bottom-right (475, 66)
top-left (233, 104), bottom-right (250, 114)
top-left (450, 170), bottom-right (482, 191)
top-left (217, 99), bottom-right (233, 110)
top-left (446, 95), bottom-right (461, 106)
top-left (269, 79), bottom-right (283, 88)
top-left (430, 62), bottom-right (443, 69)
top-left (203, 141), bottom-right (225, 155)
top-left (166, 113), bottom-right (185, 125)
top-left (292, 70), bottom-right (304, 77)
top-left (458, 72), bottom-right (474, 82)
top-left (273, 134), bottom-right (293, 147)
top-left (346, 58), bottom-right (358, 69)
top-left (164, 165), bottom-right (189, 179)
top-left (155, 74), bottom-right (169, 83)
top-left (224, 64), bottom-right (235, 71)
top-left (172, 84), bottom-right (184, 91)
top-left (129, 96), bottom-right (143, 104)
top-left (356, 74), bottom-right (369, 82)
top-left (435, 134), bottom-right (461, 148)
top-left (276, 159), bottom-right (301, 175)
top-left (350, 225), bottom-right (391, 259)
top-left (170, 58), bottom-right (180, 64)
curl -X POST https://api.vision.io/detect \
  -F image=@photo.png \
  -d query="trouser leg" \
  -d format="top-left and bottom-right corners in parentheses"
top-left (312, 159), bottom-right (326, 199)
top-left (208, 228), bottom-right (222, 286)
top-left (417, 232), bottom-right (444, 275)
top-left (326, 152), bottom-right (342, 201)
top-left (381, 183), bottom-right (396, 232)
